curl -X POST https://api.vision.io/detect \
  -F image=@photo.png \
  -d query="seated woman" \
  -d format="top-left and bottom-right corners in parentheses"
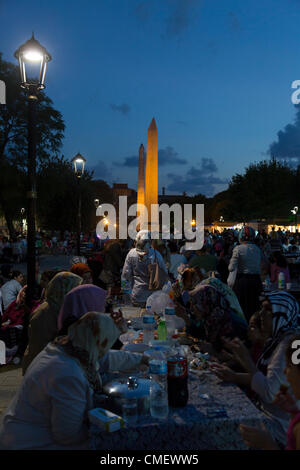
top-left (240, 333), bottom-right (300, 450)
top-left (0, 312), bottom-right (120, 450)
top-left (57, 284), bottom-right (147, 378)
top-left (212, 290), bottom-right (300, 447)
top-left (0, 286), bottom-right (39, 356)
top-left (22, 272), bottom-right (82, 375)
top-left (173, 271), bottom-right (248, 344)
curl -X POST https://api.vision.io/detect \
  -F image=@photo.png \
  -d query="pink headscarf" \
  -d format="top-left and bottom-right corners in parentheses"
top-left (57, 284), bottom-right (107, 332)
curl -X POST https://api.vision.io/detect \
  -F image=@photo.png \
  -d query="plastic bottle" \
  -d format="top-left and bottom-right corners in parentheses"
top-left (157, 317), bottom-right (167, 341)
top-left (121, 279), bottom-right (132, 305)
top-left (142, 306), bottom-right (156, 345)
top-left (149, 359), bottom-right (169, 419)
top-left (278, 271), bottom-right (286, 290)
top-left (167, 344), bottom-right (189, 408)
top-left (164, 306), bottom-right (177, 338)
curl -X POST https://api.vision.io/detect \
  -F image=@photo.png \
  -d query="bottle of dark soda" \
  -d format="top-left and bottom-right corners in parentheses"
top-left (167, 346), bottom-right (188, 407)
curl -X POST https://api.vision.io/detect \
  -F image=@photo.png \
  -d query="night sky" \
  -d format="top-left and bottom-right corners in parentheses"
top-left (1, 0), bottom-right (300, 196)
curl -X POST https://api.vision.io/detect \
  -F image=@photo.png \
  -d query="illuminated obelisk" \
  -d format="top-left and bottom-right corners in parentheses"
top-left (137, 143), bottom-right (145, 229)
top-left (144, 118), bottom-right (159, 234)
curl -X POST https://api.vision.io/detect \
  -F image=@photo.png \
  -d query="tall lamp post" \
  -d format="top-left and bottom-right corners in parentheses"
top-left (72, 153), bottom-right (86, 256)
top-left (291, 206), bottom-right (298, 233)
top-left (14, 34), bottom-right (51, 307)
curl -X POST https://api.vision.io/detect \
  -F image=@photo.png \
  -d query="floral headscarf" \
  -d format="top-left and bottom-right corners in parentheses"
top-left (189, 284), bottom-right (233, 347)
top-left (54, 312), bottom-right (120, 390)
top-left (201, 277), bottom-right (247, 328)
top-left (45, 271), bottom-right (83, 312)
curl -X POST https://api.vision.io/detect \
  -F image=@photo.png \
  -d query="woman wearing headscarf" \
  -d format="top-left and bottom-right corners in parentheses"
top-left (0, 312), bottom-right (120, 450)
top-left (22, 272), bottom-right (82, 375)
top-left (121, 230), bottom-right (168, 307)
top-left (228, 226), bottom-right (263, 321)
top-left (56, 284), bottom-right (146, 377)
top-left (200, 276), bottom-right (248, 339)
top-left (187, 284), bottom-right (239, 355)
top-left (213, 290), bottom-right (300, 447)
top-left (70, 263), bottom-right (93, 284)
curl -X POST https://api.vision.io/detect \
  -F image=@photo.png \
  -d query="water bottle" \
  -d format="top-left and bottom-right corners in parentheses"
top-left (142, 306), bottom-right (155, 345)
top-left (149, 359), bottom-right (169, 419)
top-left (278, 272), bottom-right (286, 290)
top-left (164, 306), bottom-right (177, 338)
top-left (121, 278), bottom-right (132, 305)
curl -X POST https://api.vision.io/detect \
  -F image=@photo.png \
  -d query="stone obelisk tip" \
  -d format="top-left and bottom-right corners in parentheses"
top-left (148, 118), bottom-right (157, 131)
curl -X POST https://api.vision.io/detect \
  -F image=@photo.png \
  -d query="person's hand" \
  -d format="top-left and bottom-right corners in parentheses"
top-left (222, 337), bottom-right (256, 373)
top-left (210, 362), bottom-right (237, 383)
top-left (240, 423), bottom-right (278, 450)
top-left (274, 390), bottom-right (299, 415)
top-left (110, 309), bottom-right (128, 334)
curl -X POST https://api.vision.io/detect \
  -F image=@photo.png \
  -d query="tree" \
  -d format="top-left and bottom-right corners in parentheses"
top-left (0, 53), bottom-right (65, 236)
top-left (224, 160), bottom-right (295, 221)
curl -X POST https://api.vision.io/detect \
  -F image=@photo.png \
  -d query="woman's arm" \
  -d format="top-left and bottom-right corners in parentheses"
top-left (228, 246), bottom-right (239, 272)
top-left (251, 338), bottom-right (291, 403)
top-left (51, 375), bottom-right (90, 446)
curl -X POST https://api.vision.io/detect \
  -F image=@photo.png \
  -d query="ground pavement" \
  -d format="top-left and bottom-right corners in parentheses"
top-left (0, 364), bottom-right (22, 424)
top-left (0, 255), bottom-right (73, 424)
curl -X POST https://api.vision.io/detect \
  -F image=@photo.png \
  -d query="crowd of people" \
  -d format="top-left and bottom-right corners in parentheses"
top-left (0, 225), bottom-right (300, 450)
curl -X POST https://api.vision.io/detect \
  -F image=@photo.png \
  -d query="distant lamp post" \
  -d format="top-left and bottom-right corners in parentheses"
top-left (14, 34), bottom-right (51, 307)
top-left (72, 153), bottom-right (86, 255)
top-left (291, 206), bottom-right (298, 232)
top-left (220, 216), bottom-right (224, 222)
top-left (94, 198), bottom-right (100, 209)
top-left (191, 219), bottom-right (196, 226)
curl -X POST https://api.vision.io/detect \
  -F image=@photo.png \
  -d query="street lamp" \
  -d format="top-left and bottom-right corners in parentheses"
top-left (291, 206), bottom-right (298, 232)
top-left (14, 34), bottom-right (51, 307)
top-left (94, 198), bottom-right (100, 209)
top-left (72, 153), bottom-right (86, 255)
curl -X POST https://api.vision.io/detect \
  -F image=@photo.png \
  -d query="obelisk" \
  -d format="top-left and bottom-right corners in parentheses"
top-left (137, 144), bottom-right (145, 211)
top-left (145, 118), bottom-right (159, 234)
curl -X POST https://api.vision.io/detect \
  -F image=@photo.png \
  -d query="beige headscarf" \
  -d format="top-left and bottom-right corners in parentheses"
top-left (54, 312), bottom-right (120, 390)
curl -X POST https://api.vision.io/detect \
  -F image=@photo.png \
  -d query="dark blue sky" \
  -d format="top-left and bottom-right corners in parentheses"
top-left (1, 0), bottom-right (300, 196)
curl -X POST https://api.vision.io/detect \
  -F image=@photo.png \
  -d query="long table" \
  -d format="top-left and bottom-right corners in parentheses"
top-left (89, 369), bottom-right (275, 451)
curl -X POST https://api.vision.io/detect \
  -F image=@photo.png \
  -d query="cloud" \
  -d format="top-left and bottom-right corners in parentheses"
top-left (164, 0), bottom-right (200, 38)
top-left (158, 146), bottom-right (187, 165)
top-left (91, 160), bottom-right (112, 180)
top-left (114, 146), bottom-right (188, 167)
top-left (228, 11), bottom-right (242, 32)
top-left (166, 158), bottom-right (228, 196)
top-left (200, 157), bottom-right (218, 173)
top-left (268, 104), bottom-right (300, 167)
top-left (110, 103), bottom-right (131, 115)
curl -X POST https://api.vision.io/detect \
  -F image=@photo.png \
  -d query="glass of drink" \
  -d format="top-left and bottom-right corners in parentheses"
top-left (122, 398), bottom-right (138, 425)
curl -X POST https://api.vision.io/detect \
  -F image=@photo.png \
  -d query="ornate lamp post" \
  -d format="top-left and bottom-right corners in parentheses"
top-left (72, 153), bottom-right (86, 255)
top-left (14, 34), bottom-right (51, 306)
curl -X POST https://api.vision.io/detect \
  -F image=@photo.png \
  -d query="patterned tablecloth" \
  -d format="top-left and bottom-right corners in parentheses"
top-left (89, 369), bottom-right (275, 451)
